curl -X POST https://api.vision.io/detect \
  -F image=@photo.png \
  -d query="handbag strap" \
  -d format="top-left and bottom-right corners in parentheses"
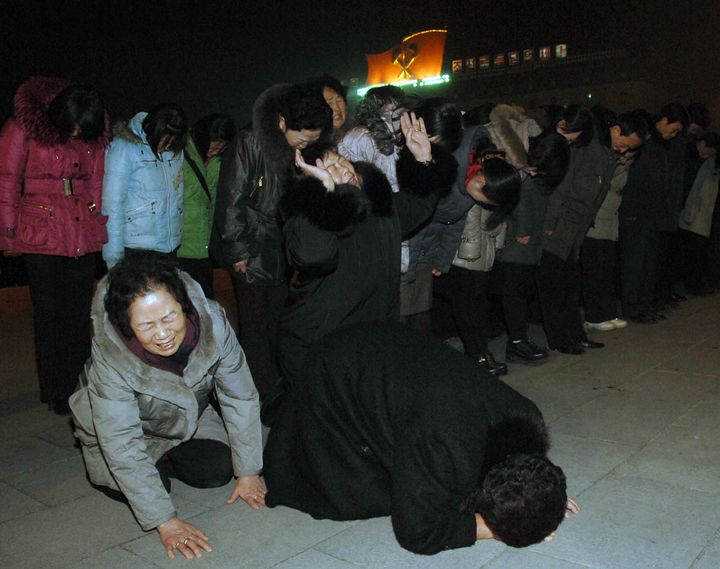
top-left (185, 153), bottom-right (212, 202)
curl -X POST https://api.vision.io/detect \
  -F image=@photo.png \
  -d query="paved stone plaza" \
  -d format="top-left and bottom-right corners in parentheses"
top-left (1, 273), bottom-right (719, 569)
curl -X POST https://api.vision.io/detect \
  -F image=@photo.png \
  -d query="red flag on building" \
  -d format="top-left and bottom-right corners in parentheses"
top-left (366, 29), bottom-right (447, 86)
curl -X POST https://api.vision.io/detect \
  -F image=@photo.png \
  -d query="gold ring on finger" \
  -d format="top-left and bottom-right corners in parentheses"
top-left (183, 538), bottom-right (189, 545)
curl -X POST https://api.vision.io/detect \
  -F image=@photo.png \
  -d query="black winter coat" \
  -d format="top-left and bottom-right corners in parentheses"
top-left (276, 146), bottom-right (457, 384)
top-left (499, 177), bottom-right (552, 266)
top-left (264, 321), bottom-right (549, 555)
top-left (211, 84), bottom-right (298, 285)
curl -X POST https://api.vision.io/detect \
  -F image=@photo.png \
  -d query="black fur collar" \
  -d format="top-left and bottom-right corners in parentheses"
top-left (252, 84), bottom-right (295, 174)
top-left (280, 161), bottom-right (393, 234)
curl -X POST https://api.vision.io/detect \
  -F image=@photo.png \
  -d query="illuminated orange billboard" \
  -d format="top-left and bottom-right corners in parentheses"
top-left (366, 29), bottom-right (447, 86)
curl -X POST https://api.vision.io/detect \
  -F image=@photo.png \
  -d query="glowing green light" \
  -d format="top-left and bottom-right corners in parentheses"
top-left (355, 75), bottom-right (450, 97)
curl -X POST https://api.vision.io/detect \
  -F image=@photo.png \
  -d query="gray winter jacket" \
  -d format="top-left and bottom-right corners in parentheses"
top-left (70, 273), bottom-right (262, 531)
top-left (452, 206), bottom-right (506, 272)
top-left (586, 160), bottom-right (630, 241)
top-left (499, 177), bottom-right (551, 266)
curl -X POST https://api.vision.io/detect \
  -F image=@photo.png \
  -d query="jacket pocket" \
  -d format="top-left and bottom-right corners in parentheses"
top-left (125, 201), bottom-right (158, 238)
top-left (18, 201), bottom-right (55, 247)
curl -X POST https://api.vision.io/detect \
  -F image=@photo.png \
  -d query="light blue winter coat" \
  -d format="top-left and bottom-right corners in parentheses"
top-left (101, 112), bottom-right (184, 268)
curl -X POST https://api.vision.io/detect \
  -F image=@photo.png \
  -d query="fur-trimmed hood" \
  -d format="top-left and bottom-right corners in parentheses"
top-left (487, 104), bottom-right (542, 169)
top-left (252, 83), bottom-right (296, 174)
top-left (13, 76), bottom-right (110, 147)
top-left (111, 112), bottom-right (147, 145)
top-left (280, 143), bottom-right (456, 234)
top-left (280, 161), bottom-right (393, 234)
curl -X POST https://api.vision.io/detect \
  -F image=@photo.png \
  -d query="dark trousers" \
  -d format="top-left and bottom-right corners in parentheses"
top-left (655, 231), bottom-right (679, 305)
top-left (178, 257), bottom-right (215, 299)
top-left (101, 439), bottom-right (233, 502)
top-left (24, 253), bottom-right (96, 403)
top-left (679, 228), bottom-right (709, 291)
top-left (537, 251), bottom-right (584, 348)
top-left (433, 266), bottom-right (491, 357)
top-left (581, 237), bottom-right (619, 323)
top-left (497, 262), bottom-right (538, 341)
top-left (620, 222), bottom-right (660, 317)
top-left (231, 274), bottom-right (287, 398)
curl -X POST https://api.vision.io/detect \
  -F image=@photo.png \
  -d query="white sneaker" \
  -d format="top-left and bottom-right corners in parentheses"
top-left (584, 320), bottom-right (616, 331)
top-left (610, 318), bottom-right (628, 329)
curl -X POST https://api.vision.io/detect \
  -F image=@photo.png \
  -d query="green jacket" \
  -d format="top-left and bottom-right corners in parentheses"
top-left (178, 138), bottom-right (221, 259)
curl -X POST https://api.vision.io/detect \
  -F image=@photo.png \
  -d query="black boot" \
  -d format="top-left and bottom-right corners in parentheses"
top-left (506, 339), bottom-right (549, 365)
top-left (476, 353), bottom-right (508, 377)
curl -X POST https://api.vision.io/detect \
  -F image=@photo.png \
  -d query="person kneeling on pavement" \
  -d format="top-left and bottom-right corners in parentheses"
top-left (263, 321), bottom-right (579, 555)
top-left (70, 252), bottom-right (264, 560)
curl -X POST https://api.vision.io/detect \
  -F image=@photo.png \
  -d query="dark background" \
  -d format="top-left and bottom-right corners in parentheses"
top-left (0, 0), bottom-right (718, 125)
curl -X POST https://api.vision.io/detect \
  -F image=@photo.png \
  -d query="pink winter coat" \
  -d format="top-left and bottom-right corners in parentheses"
top-left (0, 77), bottom-right (109, 256)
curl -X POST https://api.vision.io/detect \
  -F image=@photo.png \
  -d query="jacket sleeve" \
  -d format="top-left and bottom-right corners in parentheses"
top-left (390, 430), bottom-right (479, 554)
top-left (0, 120), bottom-right (28, 248)
top-left (212, 309), bottom-right (263, 477)
top-left (429, 213), bottom-right (467, 273)
top-left (212, 135), bottom-right (256, 265)
top-left (338, 129), bottom-right (378, 163)
top-left (86, 349), bottom-right (176, 531)
top-left (394, 144), bottom-right (458, 238)
top-left (283, 215), bottom-right (339, 276)
top-left (101, 141), bottom-right (133, 268)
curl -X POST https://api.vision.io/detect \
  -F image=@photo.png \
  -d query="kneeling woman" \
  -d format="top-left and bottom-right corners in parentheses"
top-left (70, 252), bottom-right (264, 560)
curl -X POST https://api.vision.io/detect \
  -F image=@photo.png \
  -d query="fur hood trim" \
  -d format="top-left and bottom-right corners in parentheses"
top-left (281, 161), bottom-right (393, 233)
top-left (482, 413), bottom-right (550, 472)
top-left (13, 76), bottom-right (110, 147)
top-left (90, 272), bottom-right (221, 400)
top-left (396, 143), bottom-right (458, 198)
top-left (488, 104), bottom-right (541, 169)
top-left (111, 112), bottom-right (146, 145)
top-left (252, 84), bottom-right (295, 173)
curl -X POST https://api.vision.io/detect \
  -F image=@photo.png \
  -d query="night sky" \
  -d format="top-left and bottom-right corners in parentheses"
top-left (0, 0), bottom-right (711, 125)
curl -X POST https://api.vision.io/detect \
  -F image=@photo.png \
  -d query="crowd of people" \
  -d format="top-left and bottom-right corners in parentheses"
top-left (0, 73), bottom-right (716, 559)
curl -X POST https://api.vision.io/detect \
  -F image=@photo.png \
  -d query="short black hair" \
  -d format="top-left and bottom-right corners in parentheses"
top-left (463, 104), bottom-right (493, 128)
top-left (698, 131), bottom-right (719, 149)
top-left (104, 251), bottom-right (194, 339)
top-left (277, 84), bottom-right (332, 132)
top-left (47, 84), bottom-right (105, 142)
top-left (416, 97), bottom-right (463, 152)
top-left (190, 113), bottom-right (236, 161)
top-left (687, 103), bottom-right (711, 129)
top-left (558, 104), bottom-right (594, 146)
top-left (614, 111), bottom-right (648, 139)
top-left (657, 101), bottom-right (689, 129)
top-left (527, 131), bottom-right (570, 191)
top-left (306, 74), bottom-right (348, 101)
top-left (465, 454), bottom-right (567, 548)
top-left (482, 157), bottom-right (522, 229)
top-left (142, 104), bottom-right (188, 158)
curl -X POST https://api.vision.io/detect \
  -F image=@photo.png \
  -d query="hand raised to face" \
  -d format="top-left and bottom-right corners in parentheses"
top-left (400, 112), bottom-right (432, 163)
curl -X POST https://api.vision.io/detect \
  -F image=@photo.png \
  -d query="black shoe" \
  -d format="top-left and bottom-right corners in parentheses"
top-left (671, 292), bottom-right (688, 302)
top-left (48, 399), bottom-right (71, 416)
top-left (477, 353), bottom-right (508, 376)
top-left (550, 345), bottom-right (585, 355)
top-left (578, 337), bottom-right (605, 349)
top-left (650, 311), bottom-right (667, 321)
top-left (628, 313), bottom-right (657, 324)
top-left (506, 339), bottom-right (549, 365)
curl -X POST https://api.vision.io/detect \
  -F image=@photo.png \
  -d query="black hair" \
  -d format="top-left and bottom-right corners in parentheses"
top-left (47, 84), bottom-right (105, 142)
top-left (306, 74), bottom-right (348, 101)
top-left (463, 103), bottom-right (493, 127)
top-left (558, 104), bottom-right (594, 146)
top-left (482, 157), bottom-right (522, 229)
top-left (657, 101), bottom-right (689, 129)
top-left (190, 114), bottom-right (236, 161)
top-left (277, 84), bottom-right (333, 133)
top-left (463, 454), bottom-right (567, 548)
top-left (354, 85), bottom-right (406, 155)
top-left (142, 104), bottom-right (188, 159)
top-left (698, 131), bottom-right (720, 149)
top-left (415, 97), bottom-right (463, 152)
top-left (104, 251), bottom-right (193, 339)
top-left (614, 111), bottom-right (648, 139)
top-left (527, 131), bottom-right (570, 191)
top-left (687, 103), bottom-right (711, 130)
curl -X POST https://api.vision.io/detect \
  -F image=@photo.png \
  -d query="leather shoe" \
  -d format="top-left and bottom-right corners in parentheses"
top-left (48, 399), bottom-right (71, 416)
top-left (506, 339), bottom-right (549, 365)
top-left (578, 337), bottom-right (604, 349)
top-left (477, 353), bottom-right (508, 376)
top-left (550, 345), bottom-right (585, 355)
top-left (671, 292), bottom-right (687, 302)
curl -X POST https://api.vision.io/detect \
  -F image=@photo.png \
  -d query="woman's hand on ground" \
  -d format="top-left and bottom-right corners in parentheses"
top-left (227, 474), bottom-right (267, 510)
top-left (565, 497), bottom-right (580, 517)
top-left (156, 516), bottom-right (212, 560)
